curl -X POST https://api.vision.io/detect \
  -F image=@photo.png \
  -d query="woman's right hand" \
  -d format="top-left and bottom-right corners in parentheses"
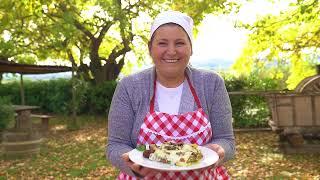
top-left (121, 152), bottom-right (159, 179)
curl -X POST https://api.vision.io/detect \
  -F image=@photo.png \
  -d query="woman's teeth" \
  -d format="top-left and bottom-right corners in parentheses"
top-left (163, 59), bottom-right (178, 63)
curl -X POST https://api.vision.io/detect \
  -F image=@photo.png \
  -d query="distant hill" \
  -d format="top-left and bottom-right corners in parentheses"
top-left (24, 72), bottom-right (72, 80)
top-left (3, 72), bottom-right (72, 81)
top-left (3, 59), bottom-right (234, 81)
top-left (191, 58), bottom-right (234, 70)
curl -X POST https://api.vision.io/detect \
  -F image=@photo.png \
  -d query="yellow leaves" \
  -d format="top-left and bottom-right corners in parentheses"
top-left (278, 23), bottom-right (298, 41)
top-left (280, 171), bottom-right (293, 177)
top-left (225, 131), bottom-right (320, 178)
top-left (232, 46), bottom-right (257, 76)
top-left (285, 57), bottom-right (316, 90)
top-left (233, 0), bottom-right (320, 90)
top-left (260, 153), bottom-right (284, 164)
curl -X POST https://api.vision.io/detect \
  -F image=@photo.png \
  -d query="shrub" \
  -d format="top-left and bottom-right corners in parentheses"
top-left (223, 72), bottom-right (279, 128)
top-left (1, 71), bottom-right (281, 128)
top-left (0, 97), bottom-right (14, 130)
top-left (81, 81), bottom-right (117, 115)
top-left (0, 78), bottom-right (117, 115)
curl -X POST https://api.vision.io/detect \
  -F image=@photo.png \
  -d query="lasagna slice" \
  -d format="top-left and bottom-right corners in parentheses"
top-left (142, 142), bottom-right (203, 166)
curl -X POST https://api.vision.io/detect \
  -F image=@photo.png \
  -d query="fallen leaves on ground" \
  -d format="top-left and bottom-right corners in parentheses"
top-left (1, 122), bottom-right (319, 179)
top-left (1, 121), bottom-right (118, 179)
top-left (226, 131), bottom-right (320, 179)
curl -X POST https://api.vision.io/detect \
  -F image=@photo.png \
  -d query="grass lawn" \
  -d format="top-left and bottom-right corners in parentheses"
top-left (1, 116), bottom-right (319, 179)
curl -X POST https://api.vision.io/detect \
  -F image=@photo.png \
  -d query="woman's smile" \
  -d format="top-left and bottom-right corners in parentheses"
top-left (162, 59), bottom-right (179, 63)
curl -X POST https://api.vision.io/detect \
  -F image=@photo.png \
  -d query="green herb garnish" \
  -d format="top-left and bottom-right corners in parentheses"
top-left (136, 145), bottom-right (146, 151)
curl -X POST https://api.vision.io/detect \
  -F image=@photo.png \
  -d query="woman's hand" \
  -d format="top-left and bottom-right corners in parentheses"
top-left (205, 143), bottom-right (225, 167)
top-left (121, 153), bottom-right (159, 179)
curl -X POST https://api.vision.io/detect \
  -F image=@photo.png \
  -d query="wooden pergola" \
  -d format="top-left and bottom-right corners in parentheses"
top-left (0, 60), bottom-right (72, 104)
top-left (0, 60), bottom-right (72, 74)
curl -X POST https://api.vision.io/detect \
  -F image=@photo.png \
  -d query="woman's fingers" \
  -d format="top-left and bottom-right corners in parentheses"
top-left (121, 153), bottom-right (139, 172)
top-left (121, 153), bottom-right (130, 162)
top-left (207, 144), bottom-right (225, 159)
top-left (131, 163), bottom-right (142, 173)
top-left (141, 167), bottom-right (158, 178)
top-left (121, 153), bottom-right (133, 167)
top-left (131, 164), bottom-right (159, 177)
top-left (121, 152), bottom-right (159, 178)
top-left (205, 144), bottom-right (225, 167)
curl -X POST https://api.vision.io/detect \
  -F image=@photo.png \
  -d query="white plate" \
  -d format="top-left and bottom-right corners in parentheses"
top-left (128, 146), bottom-right (219, 171)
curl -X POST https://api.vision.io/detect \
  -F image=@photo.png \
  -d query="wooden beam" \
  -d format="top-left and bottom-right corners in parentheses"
top-left (0, 63), bottom-right (71, 74)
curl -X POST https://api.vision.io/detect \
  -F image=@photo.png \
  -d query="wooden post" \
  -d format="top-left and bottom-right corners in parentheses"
top-left (15, 110), bottom-right (32, 130)
top-left (20, 74), bottom-right (25, 105)
top-left (41, 117), bottom-right (50, 132)
top-left (72, 67), bottom-right (76, 121)
top-left (69, 63), bottom-right (78, 130)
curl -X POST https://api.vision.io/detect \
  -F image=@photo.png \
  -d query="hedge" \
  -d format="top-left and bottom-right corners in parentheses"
top-left (0, 79), bottom-right (116, 115)
top-left (0, 73), bottom-right (279, 128)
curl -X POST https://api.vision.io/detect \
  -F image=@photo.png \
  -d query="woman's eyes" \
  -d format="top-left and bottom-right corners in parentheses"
top-left (176, 42), bottom-right (185, 46)
top-left (158, 42), bottom-right (167, 46)
top-left (157, 42), bottom-right (185, 46)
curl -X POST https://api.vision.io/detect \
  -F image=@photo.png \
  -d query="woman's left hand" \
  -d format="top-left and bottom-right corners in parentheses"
top-left (121, 152), bottom-right (159, 178)
top-left (205, 143), bottom-right (225, 168)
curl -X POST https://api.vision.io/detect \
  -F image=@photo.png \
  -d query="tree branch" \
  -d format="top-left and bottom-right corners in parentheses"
top-left (97, 22), bottom-right (113, 45)
top-left (107, 44), bottom-right (131, 62)
top-left (73, 20), bottom-right (95, 40)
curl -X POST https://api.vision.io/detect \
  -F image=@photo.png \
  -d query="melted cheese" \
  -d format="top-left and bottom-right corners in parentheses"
top-left (148, 143), bottom-right (202, 166)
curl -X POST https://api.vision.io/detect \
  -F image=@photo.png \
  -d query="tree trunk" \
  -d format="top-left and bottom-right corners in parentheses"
top-left (68, 66), bottom-right (79, 130)
top-left (93, 58), bottom-right (125, 84)
top-left (86, 23), bottom-right (130, 84)
top-left (316, 64), bottom-right (320, 75)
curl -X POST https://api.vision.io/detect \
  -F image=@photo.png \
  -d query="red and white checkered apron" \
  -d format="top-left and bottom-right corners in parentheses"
top-left (118, 75), bottom-right (230, 180)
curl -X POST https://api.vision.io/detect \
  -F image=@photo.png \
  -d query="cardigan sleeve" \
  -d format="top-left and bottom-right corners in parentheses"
top-left (207, 74), bottom-right (236, 162)
top-left (106, 77), bottom-right (137, 177)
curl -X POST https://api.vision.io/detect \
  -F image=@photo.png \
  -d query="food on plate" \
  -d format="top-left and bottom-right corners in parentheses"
top-left (140, 142), bottom-right (203, 166)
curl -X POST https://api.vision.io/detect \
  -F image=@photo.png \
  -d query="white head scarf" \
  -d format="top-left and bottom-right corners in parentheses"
top-left (150, 10), bottom-right (194, 44)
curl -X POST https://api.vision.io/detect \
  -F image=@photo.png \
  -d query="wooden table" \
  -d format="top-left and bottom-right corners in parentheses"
top-left (3, 105), bottom-right (42, 158)
top-left (12, 105), bottom-right (39, 130)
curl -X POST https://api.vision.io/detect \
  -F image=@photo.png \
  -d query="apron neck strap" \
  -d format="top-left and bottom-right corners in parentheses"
top-left (150, 73), bottom-right (202, 113)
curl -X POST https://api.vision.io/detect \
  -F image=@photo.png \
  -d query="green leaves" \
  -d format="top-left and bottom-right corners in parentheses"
top-left (234, 0), bottom-right (320, 89)
top-left (0, 97), bottom-right (14, 130)
top-left (136, 145), bottom-right (146, 152)
top-left (1, 0), bottom-right (240, 83)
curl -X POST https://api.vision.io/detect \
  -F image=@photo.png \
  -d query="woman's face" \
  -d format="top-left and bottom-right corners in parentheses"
top-left (149, 24), bottom-right (192, 79)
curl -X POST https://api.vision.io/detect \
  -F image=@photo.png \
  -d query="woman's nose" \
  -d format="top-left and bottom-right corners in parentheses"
top-left (166, 44), bottom-right (177, 55)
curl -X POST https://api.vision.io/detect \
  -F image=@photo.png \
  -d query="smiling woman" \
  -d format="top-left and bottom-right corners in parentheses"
top-left (149, 23), bottom-right (192, 87)
top-left (107, 10), bottom-right (235, 180)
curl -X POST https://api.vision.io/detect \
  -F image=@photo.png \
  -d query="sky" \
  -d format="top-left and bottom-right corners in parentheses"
top-left (190, 14), bottom-right (247, 68)
top-left (190, 0), bottom-right (293, 69)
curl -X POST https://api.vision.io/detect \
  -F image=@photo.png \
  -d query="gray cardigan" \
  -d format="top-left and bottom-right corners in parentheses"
top-left (106, 66), bottom-right (235, 176)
